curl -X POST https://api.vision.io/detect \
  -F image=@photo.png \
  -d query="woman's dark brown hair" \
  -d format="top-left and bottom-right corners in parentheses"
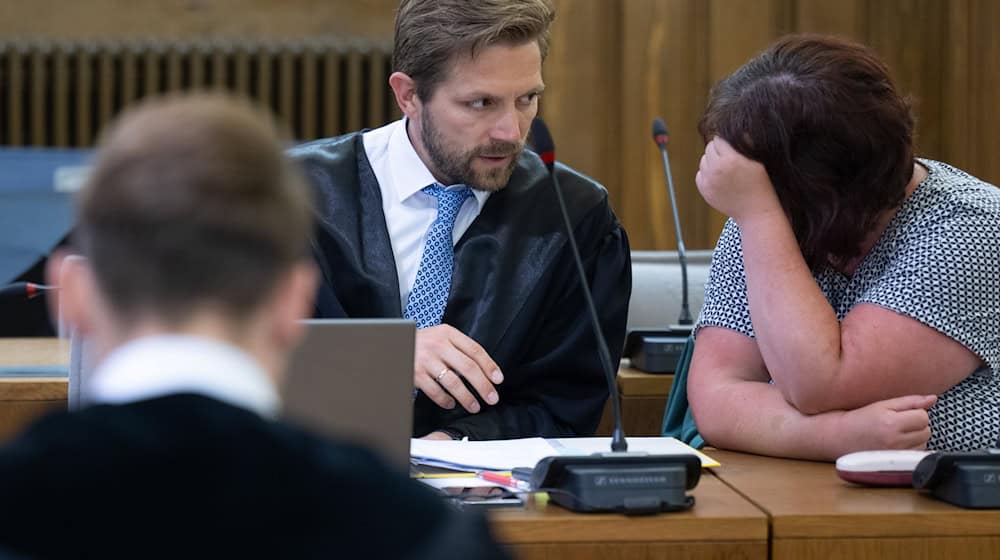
top-left (699, 34), bottom-right (916, 271)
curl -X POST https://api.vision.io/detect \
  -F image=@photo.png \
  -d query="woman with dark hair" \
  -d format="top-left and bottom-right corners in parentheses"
top-left (688, 34), bottom-right (1000, 461)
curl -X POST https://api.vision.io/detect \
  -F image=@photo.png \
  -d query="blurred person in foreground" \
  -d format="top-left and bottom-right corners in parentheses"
top-left (688, 34), bottom-right (1000, 461)
top-left (0, 94), bottom-right (507, 559)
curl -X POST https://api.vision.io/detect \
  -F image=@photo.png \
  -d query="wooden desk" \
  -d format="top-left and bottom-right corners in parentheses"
top-left (5, 338), bottom-right (678, 439)
top-left (0, 338), bottom-right (69, 443)
top-left (597, 367), bottom-right (674, 436)
top-left (0, 337), bottom-right (68, 367)
top-left (491, 474), bottom-right (767, 559)
top-left (709, 449), bottom-right (1000, 560)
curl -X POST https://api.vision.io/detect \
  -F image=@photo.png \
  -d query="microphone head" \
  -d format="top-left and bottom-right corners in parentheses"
top-left (652, 117), bottom-right (669, 147)
top-left (0, 282), bottom-right (55, 300)
top-left (529, 117), bottom-right (556, 168)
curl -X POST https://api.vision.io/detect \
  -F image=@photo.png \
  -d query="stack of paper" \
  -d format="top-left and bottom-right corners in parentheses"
top-left (410, 436), bottom-right (719, 472)
top-left (411, 437), bottom-right (558, 471)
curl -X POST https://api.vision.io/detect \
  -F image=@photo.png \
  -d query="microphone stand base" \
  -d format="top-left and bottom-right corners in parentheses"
top-left (623, 328), bottom-right (692, 374)
top-left (531, 454), bottom-right (701, 515)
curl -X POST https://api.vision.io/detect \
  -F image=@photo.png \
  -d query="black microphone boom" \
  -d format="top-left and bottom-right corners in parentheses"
top-left (652, 118), bottom-right (692, 326)
top-left (622, 118), bottom-right (694, 374)
top-left (529, 118), bottom-right (624, 453)
top-left (527, 117), bottom-right (700, 515)
top-left (0, 282), bottom-right (56, 300)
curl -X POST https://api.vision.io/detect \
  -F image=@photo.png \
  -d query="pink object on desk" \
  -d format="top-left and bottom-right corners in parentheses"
top-left (835, 450), bottom-right (932, 486)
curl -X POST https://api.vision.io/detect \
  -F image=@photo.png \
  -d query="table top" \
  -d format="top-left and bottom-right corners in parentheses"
top-left (0, 338), bottom-right (68, 367)
top-left (617, 367), bottom-right (674, 396)
top-left (0, 338), bottom-right (68, 401)
top-left (491, 474), bottom-right (766, 544)
top-left (0, 338), bottom-right (676, 403)
top-left (708, 449), bottom-right (1000, 539)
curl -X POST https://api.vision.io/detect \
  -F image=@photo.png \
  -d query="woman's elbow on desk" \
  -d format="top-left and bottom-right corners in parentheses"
top-left (687, 372), bottom-right (746, 450)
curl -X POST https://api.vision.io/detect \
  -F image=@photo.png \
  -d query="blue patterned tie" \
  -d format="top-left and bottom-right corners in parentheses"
top-left (404, 184), bottom-right (472, 328)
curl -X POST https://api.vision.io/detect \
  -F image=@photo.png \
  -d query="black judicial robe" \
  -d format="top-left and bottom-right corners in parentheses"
top-left (0, 394), bottom-right (507, 559)
top-left (291, 133), bottom-right (632, 440)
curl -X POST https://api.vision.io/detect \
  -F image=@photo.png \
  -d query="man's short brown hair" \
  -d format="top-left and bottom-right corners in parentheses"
top-left (75, 93), bottom-right (313, 326)
top-left (392, 0), bottom-right (555, 101)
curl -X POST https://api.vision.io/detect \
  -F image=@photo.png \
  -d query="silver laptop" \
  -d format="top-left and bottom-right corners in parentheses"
top-left (280, 319), bottom-right (415, 470)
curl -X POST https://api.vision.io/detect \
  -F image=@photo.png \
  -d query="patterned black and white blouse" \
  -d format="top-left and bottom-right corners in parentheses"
top-left (697, 159), bottom-right (1000, 451)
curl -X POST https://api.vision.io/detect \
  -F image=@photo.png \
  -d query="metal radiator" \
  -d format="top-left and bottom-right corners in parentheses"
top-left (0, 38), bottom-right (399, 147)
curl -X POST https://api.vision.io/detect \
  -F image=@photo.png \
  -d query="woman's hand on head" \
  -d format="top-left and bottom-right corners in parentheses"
top-left (695, 136), bottom-right (781, 222)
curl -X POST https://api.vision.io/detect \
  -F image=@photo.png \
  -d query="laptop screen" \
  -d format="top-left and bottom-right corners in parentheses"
top-left (280, 319), bottom-right (415, 471)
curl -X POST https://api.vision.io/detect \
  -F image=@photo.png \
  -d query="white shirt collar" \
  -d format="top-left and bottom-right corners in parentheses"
top-left (89, 335), bottom-right (280, 418)
top-left (385, 118), bottom-right (490, 210)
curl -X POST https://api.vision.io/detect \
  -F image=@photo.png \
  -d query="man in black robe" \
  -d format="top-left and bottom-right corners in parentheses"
top-left (0, 95), bottom-right (506, 559)
top-left (292, 0), bottom-right (631, 440)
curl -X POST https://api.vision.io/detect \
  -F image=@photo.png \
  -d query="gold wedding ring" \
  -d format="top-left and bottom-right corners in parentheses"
top-left (436, 368), bottom-right (450, 382)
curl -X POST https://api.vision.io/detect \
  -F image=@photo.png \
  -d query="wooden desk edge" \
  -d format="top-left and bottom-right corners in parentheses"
top-left (491, 476), bottom-right (768, 544)
top-left (709, 449), bottom-right (1000, 539)
top-left (0, 378), bottom-right (69, 401)
top-left (772, 511), bottom-right (1000, 539)
top-left (617, 368), bottom-right (674, 397)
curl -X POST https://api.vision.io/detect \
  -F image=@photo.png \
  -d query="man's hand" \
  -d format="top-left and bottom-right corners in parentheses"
top-left (414, 324), bottom-right (504, 413)
top-left (695, 136), bottom-right (781, 222)
top-left (421, 431), bottom-right (455, 441)
top-left (836, 394), bottom-right (937, 455)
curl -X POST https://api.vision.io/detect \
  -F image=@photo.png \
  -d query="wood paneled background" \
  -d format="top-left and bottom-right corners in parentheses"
top-left (546, 0), bottom-right (1000, 250)
top-left (3, 0), bottom-right (997, 249)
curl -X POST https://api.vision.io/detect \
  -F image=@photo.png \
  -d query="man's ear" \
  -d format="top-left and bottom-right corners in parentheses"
top-left (389, 71), bottom-right (421, 120)
top-left (46, 251), bottom-right (99, 336)
top-left (269, 261), bottom-right (319, 350)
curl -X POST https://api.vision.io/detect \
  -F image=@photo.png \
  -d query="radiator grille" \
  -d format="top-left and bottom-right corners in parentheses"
top-left (0, 39), bottom-right (400, 147)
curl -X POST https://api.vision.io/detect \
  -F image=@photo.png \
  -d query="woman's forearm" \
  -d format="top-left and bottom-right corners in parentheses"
top-left (691, 375), bottom-right (934, 461)
top-left (737, 212), bottom-right (845, 413)
top-left (691, 375), bottom-right (848, 461)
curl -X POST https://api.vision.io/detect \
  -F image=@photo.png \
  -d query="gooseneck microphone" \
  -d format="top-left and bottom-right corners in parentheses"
top-left (652, 118), bottom-right (692, 327)
top-left (621, 118), bottom-right (694, 373)
top-left (0, 282), bottom-right (56, 300)
top-left (530, 117), bottom-right (626, 454)
top-left (527, 118), bottom-right (701, 515)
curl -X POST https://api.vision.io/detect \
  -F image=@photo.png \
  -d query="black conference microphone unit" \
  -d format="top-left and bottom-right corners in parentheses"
top-left (912, 450), bottom-right (1000, 509)
top-left (527, 117), bottom-right (701, 515)
top-left (622, 117), bottom-right (693, 373)
top-left (0, 282), bottom-right (56, 300)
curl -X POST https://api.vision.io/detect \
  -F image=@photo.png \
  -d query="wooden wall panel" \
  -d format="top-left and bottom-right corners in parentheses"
top-left (543, 0), bottom-right (624, 211)
top-left (968, 0), bottom-right (1000, 183)
top-left (3, 0), bottom-right (997, 249)
top-left (613, 0), bottom-right (999, 249)
top-left (942, 0), bottom-right (973, 175)
top-left (948, 0), bottom-right (1000, 184)
top-left (620, 0), bottom-right (713, 251)
top-left (0, 1), bottom-right (398, 40)
top-left (865, 0), bottom-right (950, 159)
top-left (792, 0), bottom-right (867, 38)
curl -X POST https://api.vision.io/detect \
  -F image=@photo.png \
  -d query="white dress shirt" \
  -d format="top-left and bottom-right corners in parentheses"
top-left (89, 335), bottom-right (280, 418)
top-left (363, 118), bottom-right (491, 310)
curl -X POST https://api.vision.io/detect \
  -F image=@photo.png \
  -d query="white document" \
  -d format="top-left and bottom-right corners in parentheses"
top-left (410, 436), bottom-right (719, 471)
top-left (410, 437), bottom-right (559, 471)
top-left (418, 477), bottom-right (507, 490)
